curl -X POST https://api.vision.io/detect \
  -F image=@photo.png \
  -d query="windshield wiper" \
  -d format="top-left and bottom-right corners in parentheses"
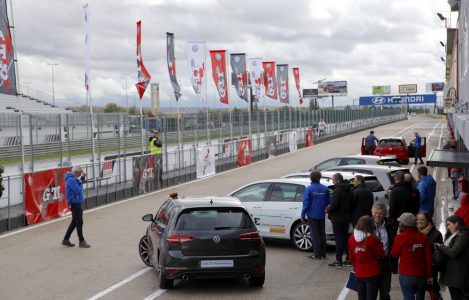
top-left (214, 226), bottom-right (238, 230)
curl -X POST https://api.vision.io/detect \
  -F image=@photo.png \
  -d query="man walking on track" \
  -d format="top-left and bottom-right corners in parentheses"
top-left (364, 130), bottom-right (379, 155)
top-left (62, 166), bottom-right (90, 248)
top-left (149, 130), bottom-right (163, 187)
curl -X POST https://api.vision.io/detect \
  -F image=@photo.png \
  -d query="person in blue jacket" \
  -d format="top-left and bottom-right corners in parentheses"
top-left (301, 170), bottom-right (331, 260)
top-left (62, 166), bottom-right (90, 248)
top-left (417, 166), bottom-right (436, 218)
top-left (413, 132), bottom-right (424, 164)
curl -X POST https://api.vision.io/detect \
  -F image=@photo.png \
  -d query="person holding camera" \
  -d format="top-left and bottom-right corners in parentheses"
top-left (62, 166), bottom-right (90, 248)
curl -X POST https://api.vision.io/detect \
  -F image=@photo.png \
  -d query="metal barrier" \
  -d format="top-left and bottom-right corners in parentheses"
top-left (0, 110), bottom-right (405, 233)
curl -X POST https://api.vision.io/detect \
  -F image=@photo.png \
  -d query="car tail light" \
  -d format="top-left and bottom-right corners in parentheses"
top-left (167, 233), bottom-right (195, 245)
top-left (240, 232), bottom-right (261, 245)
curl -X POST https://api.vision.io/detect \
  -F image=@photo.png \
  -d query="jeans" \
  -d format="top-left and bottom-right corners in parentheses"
top-left (356, 275), bottom-right (381, 300)
top-left (308, 218), bottom-right (326, 257)
top-left (414, 148), bottom-right (424, 164)
top-left (332, 222), bottom-right (349, 262)
top-left (398, 274), bottom-right (426, 300)
top-left (64, 204), bottom-right (84, 242)
top-left (365, 146), bottom-right (376, 155)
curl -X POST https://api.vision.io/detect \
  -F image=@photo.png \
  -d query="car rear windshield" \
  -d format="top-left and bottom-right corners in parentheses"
top-left (379, 139), bottom-right (403, 146)
top-left (387, 169), bottom-right (411, 184)
top-left (364, 178), bottom-right (384, 192)
top-left (377, 159), bottom-right (401, 167)
top-left (175, 208), bottom-right (255, 231)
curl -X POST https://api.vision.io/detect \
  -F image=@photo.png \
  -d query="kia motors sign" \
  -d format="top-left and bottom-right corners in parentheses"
top-left (359, 94), bottom-right (436, 106)
top-left (398, 84), bottom-right (417, 94)
top-left (372, 85), bottom-right (391, 95)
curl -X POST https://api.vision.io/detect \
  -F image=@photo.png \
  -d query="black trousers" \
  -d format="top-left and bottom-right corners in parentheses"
top-left (332, 222), bottom-right (349, 262)
top-left (64, 204), bottom-right (84, 242)
top-left (414, 148), bottom-right (424, 164)
top-left (379, 263), bottom-right (392, 300)
top-left (308, 218), bottom-right (326, 257)
top-left (357, 275), bottom-right (381, 300)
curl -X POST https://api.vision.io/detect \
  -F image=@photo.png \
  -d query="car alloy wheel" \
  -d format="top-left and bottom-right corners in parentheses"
top-left (138, 235), bottom-right (153, 267)
top-left (292, 223), bottom-right (313, 251)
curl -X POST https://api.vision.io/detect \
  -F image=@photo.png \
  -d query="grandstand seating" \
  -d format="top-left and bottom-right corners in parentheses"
top-left (0, 94), bottom-right (74, 113)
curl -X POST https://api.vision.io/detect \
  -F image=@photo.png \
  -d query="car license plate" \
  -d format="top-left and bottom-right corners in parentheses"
top-left (200, 260), bottom-right (234, 268)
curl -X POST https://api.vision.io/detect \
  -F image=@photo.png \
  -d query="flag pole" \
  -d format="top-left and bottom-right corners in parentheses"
top-left (140, 97), bottom-right (144, 154)
top-left (204, 41), bottom-right (210, 146)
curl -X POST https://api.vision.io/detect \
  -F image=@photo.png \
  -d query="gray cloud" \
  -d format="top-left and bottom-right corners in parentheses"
top-left (12, 0), bottom-right (449, 108)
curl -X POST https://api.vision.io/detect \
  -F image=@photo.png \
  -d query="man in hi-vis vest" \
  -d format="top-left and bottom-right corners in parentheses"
top-left (148, 130), bottom-right (163, 187)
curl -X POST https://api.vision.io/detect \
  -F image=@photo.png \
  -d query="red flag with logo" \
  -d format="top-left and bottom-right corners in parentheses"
top-left (237, 139), bottom-right (252, 167)
top-left (135, 20), bottom-right (151, 100)
top-left (262, 61), bottom-right (278, 100)
top-left (305, 129), bottom-right (313, 147)
top-left (293, 67), bottom-right (303, 105)
top-left (24, 167), bottom-right (72, 225)
top-left (210, 50), bottom-right (228, 104)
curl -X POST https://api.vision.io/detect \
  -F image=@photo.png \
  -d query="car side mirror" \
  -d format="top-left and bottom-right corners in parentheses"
top-left (142, 214), bottom-right (154, 222)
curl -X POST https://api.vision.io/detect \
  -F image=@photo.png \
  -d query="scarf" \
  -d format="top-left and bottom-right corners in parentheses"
top-left (444, 231), bottom-right (459, 246)
top-left (418, 223), bottom-right (433, 236)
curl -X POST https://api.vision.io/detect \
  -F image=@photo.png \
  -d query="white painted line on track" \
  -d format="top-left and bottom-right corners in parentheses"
top-left (337, 282), bottom-right (350, 300)
top-left (86, 267), bottom-right (152, 300)
top-left (142, 289), bottom-right (167, 300)
top-left (0, 117), bottom-right (411, 239)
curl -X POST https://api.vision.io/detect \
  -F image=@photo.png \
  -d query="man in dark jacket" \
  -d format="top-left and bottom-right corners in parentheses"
top-left (62, 166), bottom-right (90, 248)
top-left (351, 175), bottom-right (374, 226)
top-left (301, 171), bottom-right (331, 260)
top-left (388, 171), bottom-right (420, 221)
top-left (327, 173), bottom-right (352, 267)
top-left (372, 202), bottom-right (398, 300)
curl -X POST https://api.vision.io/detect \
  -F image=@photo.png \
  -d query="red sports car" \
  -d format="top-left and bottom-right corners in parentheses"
top-left (361, 136), bottom-right (426, 164)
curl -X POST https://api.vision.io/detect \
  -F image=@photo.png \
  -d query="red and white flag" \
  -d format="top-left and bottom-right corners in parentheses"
top-left (292, 67), bottom-right (303, 104)
top-left (135, 20), bottom-right (151, 100)
top-left (187, 41), bottom-right (206, 101)
top-left (210, 50), bottom-right (228, 104)
top-left (249, 57), bottom-right (263, 102)
top-left (262, 61), bottom-right (277, 100)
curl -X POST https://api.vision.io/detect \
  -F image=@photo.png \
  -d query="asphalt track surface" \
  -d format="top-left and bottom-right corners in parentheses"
top-left (0, 116), bottom-right (445, 300)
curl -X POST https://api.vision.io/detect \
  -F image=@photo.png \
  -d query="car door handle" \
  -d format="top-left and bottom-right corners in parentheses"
top-left (289, 207), bottom-right (297, 209)
top-left (252, 206), bottom-right (262, 209)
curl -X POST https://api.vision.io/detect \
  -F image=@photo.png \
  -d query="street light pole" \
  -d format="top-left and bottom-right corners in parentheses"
top-left (47, 63), bottom-right (58, 106)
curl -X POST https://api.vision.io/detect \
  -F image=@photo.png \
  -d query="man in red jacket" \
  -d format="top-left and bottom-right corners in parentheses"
top-left (391, 213), bottom-right (432, 300)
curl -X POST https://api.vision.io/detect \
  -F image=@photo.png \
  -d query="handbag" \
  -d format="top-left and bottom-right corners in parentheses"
top-left (432, 248), bottom-right (446, 272)
top-left (346, 271), bottom-right (357, 291)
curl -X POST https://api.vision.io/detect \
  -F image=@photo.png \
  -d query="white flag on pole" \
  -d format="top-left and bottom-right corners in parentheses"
top-left (187, 41), bottom-right (206, 102)
top-left (249, 57), bottom-right (263, 102)
top-left (83, 3), bottom-right (91, 92)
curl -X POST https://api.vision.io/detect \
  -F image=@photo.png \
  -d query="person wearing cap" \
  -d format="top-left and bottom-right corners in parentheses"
top-left (62, 166), bottom-right (90, 248)
top-left (364, 130), bottom-right (379, 155)
top-left (391, 212), bottom-right (432, 300)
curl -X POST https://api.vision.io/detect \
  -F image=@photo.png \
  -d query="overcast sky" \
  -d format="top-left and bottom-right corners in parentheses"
top-left (11, 0), bottom-right (451, 109)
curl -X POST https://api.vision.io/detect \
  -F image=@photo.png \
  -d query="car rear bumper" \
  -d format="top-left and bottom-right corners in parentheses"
top-left (374, 151), bottom-right (408, 160)
top-left (161, 251), bottom-right (265, 280)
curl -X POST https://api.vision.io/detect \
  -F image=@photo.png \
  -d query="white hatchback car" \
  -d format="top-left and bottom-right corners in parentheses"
top-left (228, 178), bottom-right (335, 252)
top-left (282, 171), bottom-right (386, 203)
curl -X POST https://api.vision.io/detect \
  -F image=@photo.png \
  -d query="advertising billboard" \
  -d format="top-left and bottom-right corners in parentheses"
top-left (303, 88), bottom-right (318, 97)
top-left (318, 81), bottom-right (347, 96)
top-left (372, 85), bottom-right (391, 95)
top-left (426, 82), bottom-right (444, 92)
top-left (359, 94), bottom-right (436, 106)
top-left (398, 84), bottom-right (417, 94)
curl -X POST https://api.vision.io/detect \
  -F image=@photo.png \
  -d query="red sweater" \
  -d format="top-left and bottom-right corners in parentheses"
top-left (390, 227), bottom-right (432, 278)
top-left (455, 194), bottom-right (469, 228)
top-left (348, 234), bottom-right (386, 278)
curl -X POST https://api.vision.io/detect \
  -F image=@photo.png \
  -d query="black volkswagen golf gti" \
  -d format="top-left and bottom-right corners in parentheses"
top-left (138, 196), bottom-right (266, 289)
